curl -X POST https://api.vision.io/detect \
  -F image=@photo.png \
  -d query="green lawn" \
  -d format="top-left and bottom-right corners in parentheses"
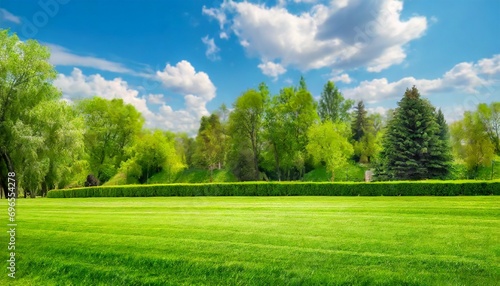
top-left (1, 197), bottom-right (499, 285)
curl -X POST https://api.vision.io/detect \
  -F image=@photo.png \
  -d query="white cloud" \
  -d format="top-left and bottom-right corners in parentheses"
top-left (147, 94), bottom-right (164, 105)
top-left (343, 54), bottom-right (500, 103)
top-left (156, 61), bottom-right (216, 101)
top-left (258, 61), bottom-right (287, 79)
top-left (201, 36), bottom-right (221, 61)
top-left (204, 0), bottom-right (427, 74)
top-left (202, 5), bottom-right (227, 29)
top-left (46, 44), bottom-right (135, 74)
top-left (0, 8), bottom-right (21, 24)
top-left (367, 106), bottom-right (388, 116)
top-left (54, 61), bottom-right (218, 135)
top-left (331, 73), bottom-right (352, 84)
top-left (53, 68), bottom-right (155, 121)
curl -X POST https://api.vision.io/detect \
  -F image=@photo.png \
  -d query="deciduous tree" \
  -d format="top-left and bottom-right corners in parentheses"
top-left (318, 81), bottom-right (354, 123)
top-left (228, 85), bottom-right (268, 180)
top-left (0, 30), bottom-right (60, 197)
top-left (306, 121), bottom-right (354, 181)
top-left (450, 111), bottom-right (495, 176)
top-left (77, 97), bottom-right (143, 182)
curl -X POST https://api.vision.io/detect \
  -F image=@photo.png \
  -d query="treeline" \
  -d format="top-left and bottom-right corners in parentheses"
top-left (1, 31), bottom-right (499, 197)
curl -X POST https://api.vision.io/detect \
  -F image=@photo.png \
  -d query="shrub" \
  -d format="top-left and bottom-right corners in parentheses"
top-left (47, 180), bottom-right (499, 198)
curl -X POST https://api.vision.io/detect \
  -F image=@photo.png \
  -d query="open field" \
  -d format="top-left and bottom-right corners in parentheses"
top-left (1, 196), bottom-right (499, 285)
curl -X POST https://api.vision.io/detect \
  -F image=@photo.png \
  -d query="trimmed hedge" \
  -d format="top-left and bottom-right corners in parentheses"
top-left (48, 180), bottom-right (500, 198)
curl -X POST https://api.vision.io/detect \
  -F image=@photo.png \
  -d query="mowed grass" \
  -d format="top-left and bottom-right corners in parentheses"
top-left (1, 196), bottom-right (499, 285)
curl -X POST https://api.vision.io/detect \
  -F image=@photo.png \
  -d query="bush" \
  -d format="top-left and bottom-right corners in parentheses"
top-left (47, 180), bottom-right (499, 198)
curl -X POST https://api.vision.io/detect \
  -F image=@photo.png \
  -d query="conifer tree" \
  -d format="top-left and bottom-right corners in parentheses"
top-left (352, 101), bottom-right (368, 142)
top-left (380, 86), bottom-right (451, 180)
top-left (431, 109), bottom-right (453, 178)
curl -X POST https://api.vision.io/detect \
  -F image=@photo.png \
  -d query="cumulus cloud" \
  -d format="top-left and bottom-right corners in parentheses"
top-left (147, 94), bottom-right (164, 105)
top-left (343, 54), bottom-right (500, 103)
top-left (203, 0), bottom-right (427, 74)
top-left (47, 44), bottom-right (134, 74)
top-left (0, 8), bottom-right (21, 24)
top-left (201, 36), bottom-right (221, 61)
top-left (54, 60), bottom-right (218, 134)
top-left (331, 73), bottom-right (352, 84)
top-left (258, 61), bottom-right (287, 79)
top-left (54, 68), bottom-right (155, 121)
top-left (156, 60), bottom-right (216, 102)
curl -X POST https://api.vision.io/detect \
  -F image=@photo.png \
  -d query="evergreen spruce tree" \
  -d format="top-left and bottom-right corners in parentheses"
top-left (380, 86), bottom-right (451, 180)
top-left (352, 101), bottom-right (368, 142)
top-left (430, 109), bottom-right (453, 178)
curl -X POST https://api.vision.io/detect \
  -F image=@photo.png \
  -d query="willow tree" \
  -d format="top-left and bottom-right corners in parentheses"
top-left (0, 30), bottom-right (61, 197)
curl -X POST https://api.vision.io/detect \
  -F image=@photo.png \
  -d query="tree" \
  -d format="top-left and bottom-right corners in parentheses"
top-left (262, 79), bottom-right (318, 181)
top-left (306, 121), bottom-right (354, 181)
top-left (450, 111), bottom-right (495, 176)
top-left (215, 103), bottom-right (231, 168)
top-left (263, 95), bottom-right (287, 181)
top-left (318, 81), bottom-right (354, 123)
top-left (0, 30), bottom-right (60, 197)
top-left (17, 100), bottom-right (87, 196)
top-left (175, 133), bottom-right (196, 168)
top-left (77, 97), bottom-right (144, 183)
top-left (194, 114), bottom-right (224, 181)
top-left (433, 109), bottom-right (453, 178)
top-left (380, 86), bottom-right (452, 180)
top-left (353, 132), bottom-right (381, 164)
top-left (121, 130), bottom-right (184, 183)
top-left (352, 101), bottom-right (368, 142)
top-left (228, 85), bottom-right (268, 180)
top-left (477, 102), bottom-right (500, 155)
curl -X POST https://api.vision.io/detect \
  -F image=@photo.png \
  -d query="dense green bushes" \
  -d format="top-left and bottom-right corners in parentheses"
top-left (48, 180), bottom-right (499, 198)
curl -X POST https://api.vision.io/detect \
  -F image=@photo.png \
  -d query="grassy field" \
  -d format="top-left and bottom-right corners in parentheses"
top-left (1, 197), bottom-right (499, 285)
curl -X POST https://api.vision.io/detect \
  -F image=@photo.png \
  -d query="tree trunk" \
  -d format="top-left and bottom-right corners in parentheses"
top-left (273, 143), bottom-right (281, 181)
top-left (0, 175), bottom-right (6, 199)
top-left (250, 136), bottom-right (259, 181)
top-left (1, 151), bottom-right (17, 198)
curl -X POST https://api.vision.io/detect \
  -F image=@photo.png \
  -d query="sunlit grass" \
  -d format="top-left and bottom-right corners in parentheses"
top-left (1, 196), bottom-right (499, 285)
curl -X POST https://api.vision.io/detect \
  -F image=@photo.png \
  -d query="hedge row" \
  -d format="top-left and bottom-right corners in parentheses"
top-left (47, 181), bottom-right (500, 198)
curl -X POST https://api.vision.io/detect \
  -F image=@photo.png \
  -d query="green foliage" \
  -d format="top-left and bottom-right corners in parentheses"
top-left (167, 168), bottom-right (237, 183)
top-left (120, 130), bottom-right (185, 184)
top-left (262, 80), bottom-right (319, 180)
top-left (0, 30), bottom-right (78, 196)
top-left (380, 86), bottom-right (452, 180)
top-left (76, 97), bottom-right (144, 183)
top-left (318, 80), bottom-right (354, 123)
top-left (352, 101), bottom-right (368, 141)
top-left (303, 164), bottom-right (367, 182)
top-left (48, 180), bottom-right (499, 198)
top-left (450, 110), bottom-right (495, 175)
top-left (306, 121), bottom-right (354, 181)
top-left (25, 101), bottom-right (87, 191)
top-left (477, 102), bottom-right (500, 154)
top-left (193, 114), bottom-right (225, 180)
top-left (351, 102), bottom-right (383, 163)
top-left (228, 85), bottom-right (269, 180)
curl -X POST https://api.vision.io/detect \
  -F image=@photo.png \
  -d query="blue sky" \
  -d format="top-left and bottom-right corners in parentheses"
top-left (1, 0), bottom-right (499, 134)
